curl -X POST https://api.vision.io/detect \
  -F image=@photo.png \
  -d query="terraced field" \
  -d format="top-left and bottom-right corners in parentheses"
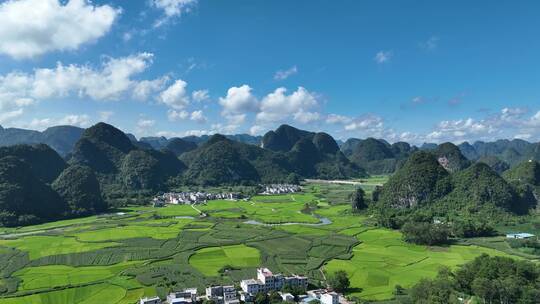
top-left (0, 182), bottom-right (523, 303)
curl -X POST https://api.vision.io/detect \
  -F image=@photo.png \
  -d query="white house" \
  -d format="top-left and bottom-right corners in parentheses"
top-left (506, 233), bottom-right (535, 239)
top-left (167, 288), bottom-right (197, 304)
top-left (240, 279), bottom-right (261, 294)
top-left (320, 292), bottom-right (339, 304)
top-left (280, 292), bottom-right (295, 302)
top-left (223, 285), bottom-right (238, 304)
top-left (140, 297), bottom-right (161, 304)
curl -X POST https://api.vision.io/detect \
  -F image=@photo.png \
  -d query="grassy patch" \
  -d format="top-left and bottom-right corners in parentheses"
top-left (0, 236), bottom-right (118, 260)
top-left (324, 229), bottom-right (516, 301)
top-left (70, 219), bottom-right (193, 242)
top-left (189, 245), bottom-right (261, 276)
top-left (14, 262), bottom-right (139, 291)
top-left (0, 283), bottom-right (127, 304)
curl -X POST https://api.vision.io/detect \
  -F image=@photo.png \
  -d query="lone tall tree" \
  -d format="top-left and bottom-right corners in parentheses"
top-left (327, 270), bottom-right (350, 292)
top-left (351, 187), bottom-right (367, 212)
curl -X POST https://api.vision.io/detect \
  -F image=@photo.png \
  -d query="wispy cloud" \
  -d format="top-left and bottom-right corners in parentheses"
top-left (150, 0), bottom-right (197, 28)
top-left (274, 66), bottom-right (298, 80)
top-left (419, 36), bottom-right (440, 50)
top-left (374, 51), bottom-right (392, 64)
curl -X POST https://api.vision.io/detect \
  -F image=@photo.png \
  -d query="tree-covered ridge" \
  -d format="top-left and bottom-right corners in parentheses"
top-left (342, 137), bottom-right (416, 174)
top-left (433, 142), bottom-right (471, 173)
top-left (503, 160), bottom-right (540, 186)
top-left (0, 144), bottom-right (66, 183)
top-left (503, 160), bottom-right (540, 211)
top-left (264, 125), bottom-right (367, 178)
top-left (0, 144), bottom-right (111, 226)
top-left (69, 123), bottom-right (186, 193)
top-left (52, 165), bottom-right (107, 216)
top-left (0, 156), bottom-right (67, 226)
top-left (163, 138), bottom-right (197, 156)
top-left (375, 151), bottom-right (537, 233)
top-left (261, 124), bottom-right (314, 152)
top-left (477, 155), bottom-right (510, 174)
top-left (378, 151), bottom-right (450, 209)
top-left (436, 162), bottom-right (519, 212)
top-left (181, 135), bottom-right (263, 185)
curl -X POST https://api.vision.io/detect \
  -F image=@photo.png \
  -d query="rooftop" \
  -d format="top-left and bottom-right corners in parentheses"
top-left (259, 267), bottom-right (273, 276)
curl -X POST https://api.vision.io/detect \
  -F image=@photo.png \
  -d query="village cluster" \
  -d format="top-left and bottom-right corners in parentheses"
top-left (260, 184), bottom-right (301, 195)
top-left (152, 192), bottom-right (243, 206)
top-left (152, 184), bottom-right (301, 206)
top-left (139, 268), bottom-right (343, 304)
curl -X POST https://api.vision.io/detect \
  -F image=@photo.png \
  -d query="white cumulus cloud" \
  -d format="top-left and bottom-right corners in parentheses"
top-left (133, 76), bottom-right (169, 101)
top-left (159, 79), bottom-right (190, 110)
top-left (257, 87), bottom-right (319, 124)
top-left (31, 52), bottom-right (154, 100)
top-left (219, 85), bottom-right (259, 114)
top-left (0, 0), bottom-right (120, 59)
top-left (190, 110), bottom-right (207, 123)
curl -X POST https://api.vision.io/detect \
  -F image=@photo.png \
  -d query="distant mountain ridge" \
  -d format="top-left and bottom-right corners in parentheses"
top-left (1, 123), bottom-right (539, 172)
top-left (0, 125), bottom-right (84, 156)
top-left (140, 134), bottom-right (262, 150)
top-left (341, 137), bottom-right (417, 174)
top-left (457, 139), bottom-right (540, 166)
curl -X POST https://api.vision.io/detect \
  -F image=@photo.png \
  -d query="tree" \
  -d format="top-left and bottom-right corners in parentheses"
top-left (394, 284), bottom-right (406, 296)
top-left (351, 187), bottom-right (367, 212)
top-left (327, 270), bottom-right (350, 292)
top-left (401, 222), bottom-right (449, 246)
top-left (405, 255), bottom-right (540, 304)
top-left (269, 291), bottom-right (283, 304)
top-left (254, 292), bottom-right (269, 304)
top-left (472, 277), bottom-right (495, 304)
top-left (286, 173), bottom-right (300, 185)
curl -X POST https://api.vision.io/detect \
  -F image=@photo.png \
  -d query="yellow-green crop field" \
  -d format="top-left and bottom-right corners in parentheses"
top-left (0, 182), bottom-right (525, 303)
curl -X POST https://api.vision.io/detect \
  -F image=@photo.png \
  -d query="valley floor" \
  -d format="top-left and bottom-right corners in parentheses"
top-left (0, 180), bottom-right (526, 303)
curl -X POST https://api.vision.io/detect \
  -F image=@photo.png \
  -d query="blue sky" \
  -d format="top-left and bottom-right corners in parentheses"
top-left (0, 0), bottom-right (539, 143)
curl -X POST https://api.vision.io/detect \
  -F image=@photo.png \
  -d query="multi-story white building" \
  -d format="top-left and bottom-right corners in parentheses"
top-left (240, 279), bottom-right (262, 295)
top-left (241, 268), bottom-right (308, 295)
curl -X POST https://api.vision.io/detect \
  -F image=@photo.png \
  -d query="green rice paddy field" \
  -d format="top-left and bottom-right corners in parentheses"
top-left (0, 178), bottom-right (525, 303)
